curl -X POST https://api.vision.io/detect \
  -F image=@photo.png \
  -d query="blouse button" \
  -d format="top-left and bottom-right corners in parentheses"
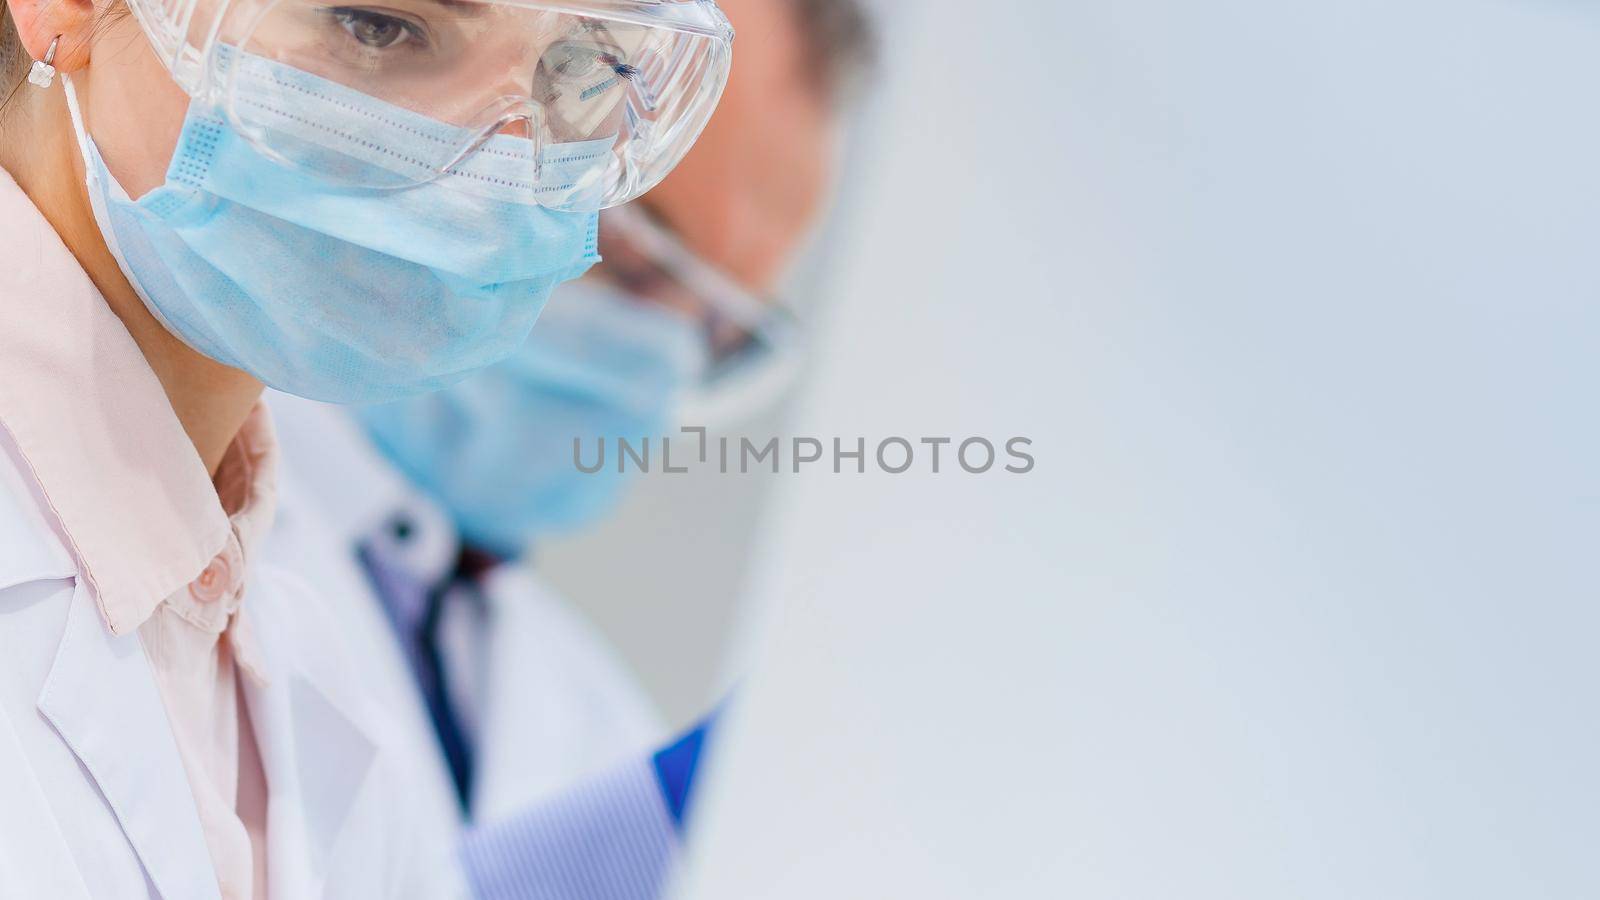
top-left (190, 546), bottom-right (238, 604)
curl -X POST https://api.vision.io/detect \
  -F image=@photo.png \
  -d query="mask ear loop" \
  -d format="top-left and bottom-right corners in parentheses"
top-left (60, 71), bottom-right (101, 183)
top-left (27, 34), bottom-right (60, 88)
top-left (58, 68), bottom-right (151, 314)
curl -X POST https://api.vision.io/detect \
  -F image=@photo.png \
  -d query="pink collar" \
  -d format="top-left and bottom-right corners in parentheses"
top-left (0, 168), bottom-right (276, 636)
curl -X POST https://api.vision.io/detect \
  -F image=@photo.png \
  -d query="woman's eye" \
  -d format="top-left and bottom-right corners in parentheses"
top-left (329, 8), bottom-right (426, 50)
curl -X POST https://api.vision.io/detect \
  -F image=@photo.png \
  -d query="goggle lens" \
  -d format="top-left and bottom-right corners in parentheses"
top-left (214, 0), bottom-right (731, 210)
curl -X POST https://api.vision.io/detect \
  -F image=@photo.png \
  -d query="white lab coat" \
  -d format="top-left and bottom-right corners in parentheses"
top-left (0, 429), bottom-right (466, 898)
top-left (263, 392), bottom-right (666, 829)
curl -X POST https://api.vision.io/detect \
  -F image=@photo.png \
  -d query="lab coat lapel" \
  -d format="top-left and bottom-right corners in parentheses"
top-left (241, 599), bottom-right (377, 899)
top-left (0, 702), bottom-right (95, 899)
top-left (36, 583), bottom-right (221, 900)
top-left (474, 582), bottom-right (560, 813)
top-left (469, 567), bottom-right (664, 822)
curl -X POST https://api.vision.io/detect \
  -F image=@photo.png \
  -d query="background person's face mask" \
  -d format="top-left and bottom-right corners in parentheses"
top-left (64, 64), bottom-right (601, 403)
top-left (354, 281), bottom-right (710, 557)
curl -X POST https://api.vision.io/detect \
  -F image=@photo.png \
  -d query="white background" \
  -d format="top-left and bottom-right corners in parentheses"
top-left (553, 1), bottom-right (1600, 896)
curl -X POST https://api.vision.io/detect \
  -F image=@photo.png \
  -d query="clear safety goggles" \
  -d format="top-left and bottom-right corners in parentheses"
top-left (596, 203), bottom-right (805, 421)
top-left (128, 0), bottom-right (734, 210)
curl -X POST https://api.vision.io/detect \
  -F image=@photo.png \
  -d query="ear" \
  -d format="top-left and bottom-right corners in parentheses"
top-left (6, 0), bottom-right (97, 76)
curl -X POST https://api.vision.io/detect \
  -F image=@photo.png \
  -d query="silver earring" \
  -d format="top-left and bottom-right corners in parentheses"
top-left (28, 36), bottom-right (61, 89)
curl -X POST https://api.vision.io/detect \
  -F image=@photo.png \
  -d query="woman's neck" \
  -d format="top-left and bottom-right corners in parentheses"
top-left (2, 87), bottom-right (262, 476)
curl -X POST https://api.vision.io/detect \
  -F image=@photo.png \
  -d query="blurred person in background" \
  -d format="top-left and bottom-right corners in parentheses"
top-left (264, 0), bottom-right (874, 889)
top-left (355, 0), bottom-right (877, 557)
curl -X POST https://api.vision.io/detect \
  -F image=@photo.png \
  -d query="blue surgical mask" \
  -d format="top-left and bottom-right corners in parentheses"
top-left (354, 281), bottom-right (710, 557)
top-left (63, 59), bottom-right (602, 404)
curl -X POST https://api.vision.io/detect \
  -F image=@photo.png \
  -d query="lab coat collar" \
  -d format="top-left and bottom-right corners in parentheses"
top-left (269, 391), bottom-right (459, 587)
top-left (37, 583), bottom-right (222, 900)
